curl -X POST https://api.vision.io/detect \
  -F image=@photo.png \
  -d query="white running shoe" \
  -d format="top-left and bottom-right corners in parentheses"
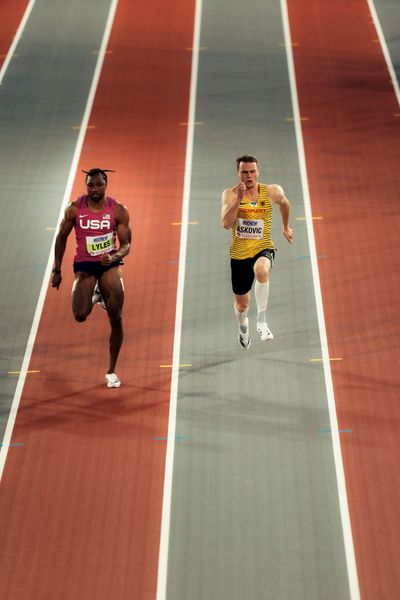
top-left (106, 373), bottom-right (121, 388)
top-left (92, 285), bottom-right (107, 311)
top-left (257, 322), bottom-right (274, 341)
top-left (238, 319), bottom-right (251, 350)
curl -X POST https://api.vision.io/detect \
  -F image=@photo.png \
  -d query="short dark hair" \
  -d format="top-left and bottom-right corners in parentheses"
top-left (236, 155), bottom-right (258, 170)
top-left (82, 168), bottom-right (115, 183)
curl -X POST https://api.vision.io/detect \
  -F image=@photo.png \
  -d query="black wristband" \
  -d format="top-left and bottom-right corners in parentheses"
top-left (52, 268), bottom-right (61, 274)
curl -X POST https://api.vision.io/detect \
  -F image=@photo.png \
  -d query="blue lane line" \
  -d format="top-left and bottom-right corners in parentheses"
top-left (167, 259), bottom-right (195, 264)
top-left (318, 429), bottom-right (352, 433)
top-left (298, 255), bottom-right (328, 261)
top-left (0, 443), bottom-right (25, 447)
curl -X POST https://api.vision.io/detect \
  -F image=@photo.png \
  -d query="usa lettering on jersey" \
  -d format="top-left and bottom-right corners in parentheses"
top-left (79, 217), bottom-right (111, 230)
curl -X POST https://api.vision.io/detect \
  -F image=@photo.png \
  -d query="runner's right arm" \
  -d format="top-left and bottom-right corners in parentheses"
top-left (221, 183), bottom-right (245, 229)
top-left (52, 204), bottom-right (76, 289)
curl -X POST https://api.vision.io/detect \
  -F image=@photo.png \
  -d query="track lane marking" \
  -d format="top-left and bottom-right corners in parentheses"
top-left (280, 1), bottom-right (360, 598)
top-left (309, 358), bottom-right (343, 362)
top-left (0, 0), bottom-right (120, 481)
top-left (0, 0), bottom-right (36, 87)
top-left (159, 364), bottom-right (192, 368)
top-left (156, 1), bottom-right (203, 598)
top-left (7, 370), bottom-right (41, 375)
top-left (171, 221), bottom-right (199, 225)
top-left (366, 0), bottom-right (400, 108)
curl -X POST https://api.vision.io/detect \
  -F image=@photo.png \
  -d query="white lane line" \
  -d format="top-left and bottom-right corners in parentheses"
top-left (0, 0), bottom-right (119, 481)
top-left (366, 0), bottom-right (400, 108)
top-left (156, 0), bottom-right (203, 598)
top-left (279, 2), bottom-right (361, 599)
top-left (0, 0), bottom-right (37, 86)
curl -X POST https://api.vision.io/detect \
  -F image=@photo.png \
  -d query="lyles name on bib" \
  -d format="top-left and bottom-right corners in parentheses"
top-left (86, 232), bottom-right (115, 256)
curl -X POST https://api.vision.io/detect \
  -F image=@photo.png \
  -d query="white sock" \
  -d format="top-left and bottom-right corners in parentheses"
top-left (235, 306), bottom-right (249, 333)
top-left (255, 280), bottom-right (269, 323)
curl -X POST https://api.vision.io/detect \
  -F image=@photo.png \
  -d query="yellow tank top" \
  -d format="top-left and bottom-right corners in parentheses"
top-left (230, 183), bottom-right (274, 259)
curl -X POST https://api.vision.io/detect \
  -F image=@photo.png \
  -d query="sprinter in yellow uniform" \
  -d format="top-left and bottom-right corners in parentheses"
top-left (221, 155), bottom-right (293, 349)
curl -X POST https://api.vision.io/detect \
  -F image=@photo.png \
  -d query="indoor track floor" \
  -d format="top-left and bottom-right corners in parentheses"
top-left (0, 1), bottom-right (399, 599)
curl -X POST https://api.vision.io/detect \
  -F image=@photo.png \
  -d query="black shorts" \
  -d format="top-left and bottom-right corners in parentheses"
top-left (73, 259), bottom-right (121, 279)
top-left (230, 249), bottom-right (275, 295)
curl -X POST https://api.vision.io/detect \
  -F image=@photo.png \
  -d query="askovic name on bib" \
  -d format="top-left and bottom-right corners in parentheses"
top-left (235, 218), bottom-right (264, 240)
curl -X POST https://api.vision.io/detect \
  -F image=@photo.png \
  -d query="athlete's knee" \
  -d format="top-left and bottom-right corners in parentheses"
top-left (254, 262), bottom-right (270, 282)
top-left (73, 306), bottom-right (92, 322)
top-left (107, 303), bottom-right (123, 323)
top-left (74, 312), bottom-right (87, 323)
top-left (235, 299), bottom-right (249, 312)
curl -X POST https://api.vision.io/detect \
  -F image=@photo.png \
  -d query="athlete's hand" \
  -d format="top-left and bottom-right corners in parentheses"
top-left (283, 226), bottom-right (293, 243)
top-left (101, 253), bottom-right (113, 265)
top-left (234, 182), bottom-right (246, 202)
top-left (51, 272), bottom-right (62, 289)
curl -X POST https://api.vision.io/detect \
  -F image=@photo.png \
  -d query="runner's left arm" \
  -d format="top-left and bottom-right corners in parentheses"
top-left (270, 184), bottom-right (293, 243)
top-left (101, 204), bottom-right (132, 265)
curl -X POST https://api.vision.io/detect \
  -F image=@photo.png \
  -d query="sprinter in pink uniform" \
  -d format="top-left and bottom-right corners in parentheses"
top-left (51, 168), bottom-right (131, 388)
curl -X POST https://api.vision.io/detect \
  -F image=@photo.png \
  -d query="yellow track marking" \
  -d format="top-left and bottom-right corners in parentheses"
top-left (160, 364), bottom-right (192, 368)
top-left (309, 358), bottom-right (342, 363)
top-left (171, 221), bottom-right (199, 226)
top-left (8, 370), bottom-right (41, 375)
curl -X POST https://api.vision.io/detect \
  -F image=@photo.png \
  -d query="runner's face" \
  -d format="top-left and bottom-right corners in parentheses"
top-left (86, 174), bottom-right (107, 202)
top-left (238, 162), bottom-right (259, 188)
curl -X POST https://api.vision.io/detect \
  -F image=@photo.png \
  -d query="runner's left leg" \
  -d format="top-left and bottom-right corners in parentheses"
top-left (98, 267), bottom-right (124, 375)
top-left (254, 256), bottom-right (273, 340)
top-left (234, 292), bottom-right (251, 349)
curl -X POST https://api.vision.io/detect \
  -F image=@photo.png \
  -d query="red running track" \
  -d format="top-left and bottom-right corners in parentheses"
top-left (0, 0), bottom-right (195, 598)
top-left (0, 0), bottom-right (28, 65)
top-left (288, 0), bottom-right (400, 598)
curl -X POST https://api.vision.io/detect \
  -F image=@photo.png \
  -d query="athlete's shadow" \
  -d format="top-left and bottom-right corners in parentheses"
top-left (172, 347), bottom-right (396, 446)
top-left (12, 371), bottom-right (173, 440)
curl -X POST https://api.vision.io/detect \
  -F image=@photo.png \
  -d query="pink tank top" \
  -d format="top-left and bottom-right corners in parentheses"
top-left (74, 195), bottom-right (118, 262)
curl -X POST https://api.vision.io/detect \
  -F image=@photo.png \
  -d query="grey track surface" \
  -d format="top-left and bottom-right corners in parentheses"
top-left (373, 0), bottom-right (400, 79)
top-left (166, 1), bottom-right (351, 599)
top-left (0, 0), bottom-right (112, 439)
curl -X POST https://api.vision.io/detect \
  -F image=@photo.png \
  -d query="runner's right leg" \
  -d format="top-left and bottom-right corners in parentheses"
top-left (234, 293), bottom-right (251, 350)
top-left (72, 272), bottom-right (97, 322)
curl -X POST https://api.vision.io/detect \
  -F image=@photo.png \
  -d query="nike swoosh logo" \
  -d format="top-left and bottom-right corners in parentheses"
top-left (80, 214), bottom-right (89, 217)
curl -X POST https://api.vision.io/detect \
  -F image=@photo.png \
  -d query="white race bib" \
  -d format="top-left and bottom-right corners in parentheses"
top-left (235, 218), bottom-right (264, 240)
top-left (86, 232), bottom-right (115, 256)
